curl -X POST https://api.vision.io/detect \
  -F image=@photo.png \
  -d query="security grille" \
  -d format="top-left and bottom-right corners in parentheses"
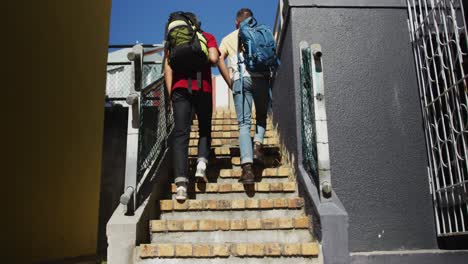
top-left (407, 0), bottom-right (468, 236)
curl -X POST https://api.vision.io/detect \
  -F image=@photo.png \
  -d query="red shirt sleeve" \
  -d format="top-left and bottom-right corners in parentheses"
top-left (203, 32), bottom-right (219, 52)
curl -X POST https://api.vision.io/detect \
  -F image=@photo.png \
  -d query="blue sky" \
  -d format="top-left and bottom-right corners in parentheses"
top-left (109, 0), bottom-right (278, 46)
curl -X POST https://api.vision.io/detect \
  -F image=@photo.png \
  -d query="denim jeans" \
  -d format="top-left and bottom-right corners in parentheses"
top-left (171, 89), bottom-right (212, 184)
top-left (232, 76), bottom-right (270, 164)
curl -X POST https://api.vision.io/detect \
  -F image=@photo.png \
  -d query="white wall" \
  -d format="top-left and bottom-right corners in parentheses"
top-left (214, 75), bottom-right (231, 109)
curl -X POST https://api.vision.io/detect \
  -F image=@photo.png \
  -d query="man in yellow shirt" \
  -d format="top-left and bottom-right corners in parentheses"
top-left (218, 8), bottom-right (270, 184)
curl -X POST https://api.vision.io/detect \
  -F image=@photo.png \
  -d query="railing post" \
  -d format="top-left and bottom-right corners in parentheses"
top-left (120, 44), bottom-right (143, 215)
top-left (310, 44), bottom-right (332, 200)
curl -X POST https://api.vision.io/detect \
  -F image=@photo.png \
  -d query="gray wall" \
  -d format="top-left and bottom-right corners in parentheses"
top-left (279, 3), bottom-right (438, 252)
top-left (272, 16), bottom-right (299, 165)
top-left (98, 106), bottom-right (128, 256)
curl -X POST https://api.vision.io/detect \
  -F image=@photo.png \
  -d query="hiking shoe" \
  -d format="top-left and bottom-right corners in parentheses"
top-left (239, 163), bottom-right (255, 185)
top-left (253, 142), bottom-right (265, 165)
top-left (175, 185), bottom-right (187, 201)
top-left (195, 161), bottom-right (208, 183)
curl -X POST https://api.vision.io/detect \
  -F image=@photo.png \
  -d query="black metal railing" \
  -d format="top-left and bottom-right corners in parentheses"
top-left (135, 77), bottom-right (173, 205)
top-left (300, 45), bottom-right (319, 188)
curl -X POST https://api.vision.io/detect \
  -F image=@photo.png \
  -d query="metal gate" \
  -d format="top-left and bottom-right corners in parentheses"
top-left (407, 0), bottom-right (468, 237)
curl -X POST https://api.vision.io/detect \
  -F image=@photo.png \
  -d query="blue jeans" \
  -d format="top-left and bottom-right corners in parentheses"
top-left (232, 76), bottom-right (270, 164)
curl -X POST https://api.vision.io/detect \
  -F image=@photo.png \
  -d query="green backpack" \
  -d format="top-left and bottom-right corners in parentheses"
top-left (165, 12), bottom-right (209, 78)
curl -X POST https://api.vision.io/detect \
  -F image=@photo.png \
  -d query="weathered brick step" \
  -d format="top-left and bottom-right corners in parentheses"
top-left (220, 167), bottom-right (291, 179)
top-left (170, 182), bottom-right (297, 200)
top-left (172, 182), bottom-right (296, 193)
top-left (191, 124), bottom-right (274, 132)
top-left (138, 242), bottom-right (319, 260)
top-left (188, 156), bottom-right (283, 170)
top-left (160, 208), bottom-right (305, 221)
top-left (216, 177), bottom-right (289, 184)
top-left (211, 113), bottom-right (238, 119)
top-left (159, 197), bottom-right (305, 213)
top-left (188, 145), bottom-right (279, 157)
top-left (215, 167), bottom-right (291, 184)
top-left (230, 157), bottom-right (281, 166)
top-left (189, 137), bottom-right (278, 148)
top-left (190, 130), bottom-right (276, 139)
top-left (193, 119), bottom-right (271, 125)
top-left (151, 216), bottom-right (310, 233)
top-left (210, 111), bottom-right (252, 119)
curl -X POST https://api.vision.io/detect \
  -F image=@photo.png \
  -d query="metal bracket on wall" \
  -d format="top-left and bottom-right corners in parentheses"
top-left (310, 43), bottom-right (332, 201)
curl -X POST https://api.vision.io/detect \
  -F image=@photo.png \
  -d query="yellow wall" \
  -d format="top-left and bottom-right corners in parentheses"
top-left (6, 1), bottom-right (111, 263)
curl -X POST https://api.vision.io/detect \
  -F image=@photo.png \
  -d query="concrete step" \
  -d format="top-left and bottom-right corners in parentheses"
top-left (170, 182), bottom-right (297, 200)
top-left (138, 256), bottom-right (319, 264)
top-left (151, 228), bottom-right (313, 244)
top-left (138, 242), bottom-right (319, 261)
top-left (160, 208), bottom-right (306, 221)
top-left (190, 130), bottom-right (276, 139)
top-left (151, 216), bottom-right (310, 233)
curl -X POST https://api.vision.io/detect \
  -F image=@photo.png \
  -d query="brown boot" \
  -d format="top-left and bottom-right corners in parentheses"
top-left (253, 142), bottom-right (265, 165)
top-left (239, 163), bottom-right (255, 184)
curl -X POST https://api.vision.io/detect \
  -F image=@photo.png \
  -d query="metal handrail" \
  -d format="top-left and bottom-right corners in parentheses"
top-left (116, 44), bottom-right (172, 215)
top-left (300, 41), bottom-right (332, 201)
top-left (273, 0), bottom-right (284, 45)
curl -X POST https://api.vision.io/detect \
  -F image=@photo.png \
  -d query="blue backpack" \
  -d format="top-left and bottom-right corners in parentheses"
top-left (238, 17), bottom-right (280, 73)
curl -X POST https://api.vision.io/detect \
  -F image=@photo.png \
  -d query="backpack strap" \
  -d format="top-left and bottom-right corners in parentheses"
top-left (237, 32), bottom-right (245, 122)
top-left (181, 12), bottom-right (202, 33)
top-left (188, 76), bottom-right (192, 94)
top-left (196, 72), bottom-right (202, 92)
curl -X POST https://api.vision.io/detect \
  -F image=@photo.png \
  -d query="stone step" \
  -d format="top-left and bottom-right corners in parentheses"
top-left (190, 130), bottom-right (276, 139)
top-left (138, 242), bottom-right (319, 260)
top-left (160, 208), bottom-right (306, 221)
top-left (170, 182), bottom-right (297, 200)
top-left (159, 197), bottom-right (305, 213)
top-left (191, 124), bottom-right (274, 132)
top-left (151, 216), bottom-right (310, 233)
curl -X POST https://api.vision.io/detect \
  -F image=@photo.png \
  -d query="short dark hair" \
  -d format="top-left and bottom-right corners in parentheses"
top-left (236, 8), bottom-right (253, 22)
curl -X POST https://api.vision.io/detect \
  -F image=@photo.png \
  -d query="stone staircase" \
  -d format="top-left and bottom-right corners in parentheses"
top-left (136, 110), bottom-right (320, 263)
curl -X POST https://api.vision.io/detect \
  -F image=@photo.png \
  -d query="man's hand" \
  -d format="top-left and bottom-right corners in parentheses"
top-left (217, 52), bottom-right (232, 89)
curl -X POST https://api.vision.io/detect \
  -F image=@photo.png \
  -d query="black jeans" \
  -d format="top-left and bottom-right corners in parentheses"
top-left (171, 88), bottom-right (212, 184)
